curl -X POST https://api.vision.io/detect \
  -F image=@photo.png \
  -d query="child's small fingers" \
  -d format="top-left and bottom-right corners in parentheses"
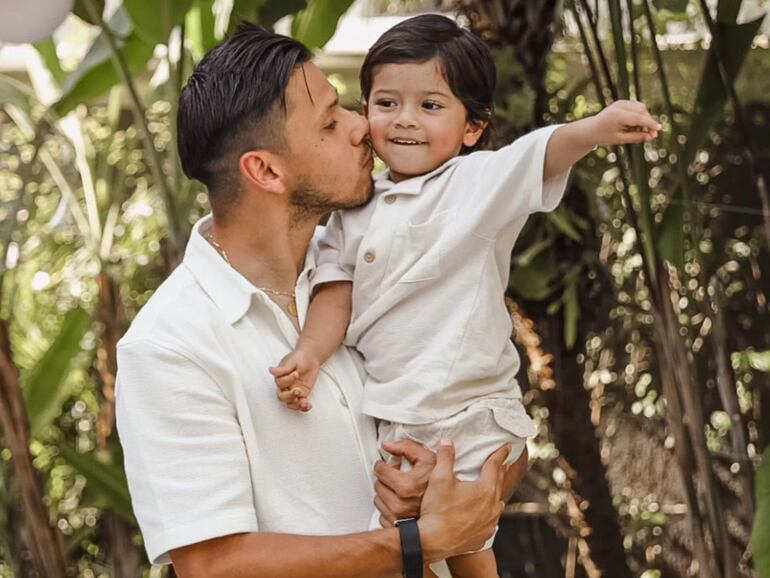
top-left (275, 372), bottom-right (300, 389)
top-left (269, 362), bottom-right (295, 378)
top-left (277, 389), bottom-right (297, 403)
top-left (626, 130), bottom-right (650, 144)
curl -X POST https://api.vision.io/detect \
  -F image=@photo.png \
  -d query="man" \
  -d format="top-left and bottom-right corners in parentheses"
top-left (115, 23), bottom-right (527, 578)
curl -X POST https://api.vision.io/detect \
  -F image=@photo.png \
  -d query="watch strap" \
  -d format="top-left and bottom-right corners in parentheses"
top-left (395, 518), bottom-right (423, 578)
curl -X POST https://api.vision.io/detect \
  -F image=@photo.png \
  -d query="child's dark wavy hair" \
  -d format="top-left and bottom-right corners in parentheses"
top-left (360, 14), bottom-right (495, 153)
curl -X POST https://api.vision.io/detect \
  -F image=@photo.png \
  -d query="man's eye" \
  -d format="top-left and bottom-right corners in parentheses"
top-left (423, 101), bottom-right (443, 111)
top-left (325, 120), bottom-right (338, 130)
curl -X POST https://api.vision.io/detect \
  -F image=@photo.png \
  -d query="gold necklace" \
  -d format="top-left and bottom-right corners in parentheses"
top-left (205, 232), bottom-right (298, 318)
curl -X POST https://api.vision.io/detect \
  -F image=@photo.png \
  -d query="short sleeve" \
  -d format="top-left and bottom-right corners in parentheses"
top-left (115, 340), bottom-right (258, 564)
top-left (310, 211), bottom-right (357, 292)
top-left (465, 125), bottom-right (571, 238)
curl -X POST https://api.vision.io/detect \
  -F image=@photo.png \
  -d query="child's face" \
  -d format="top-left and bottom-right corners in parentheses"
top-left (366, 59), bottom-right (485, 182)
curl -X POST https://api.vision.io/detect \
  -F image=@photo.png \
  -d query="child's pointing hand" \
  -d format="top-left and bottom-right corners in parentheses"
top-left (587, 99), bottom-right (661, 146)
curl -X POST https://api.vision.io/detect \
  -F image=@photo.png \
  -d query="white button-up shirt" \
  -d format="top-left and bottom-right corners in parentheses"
top-left (115, 216), bottom-right (381, 564)
top-left (312, 126), bottom-right (570, 425)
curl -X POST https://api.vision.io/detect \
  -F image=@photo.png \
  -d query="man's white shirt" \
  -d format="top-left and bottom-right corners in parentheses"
top-left (311, 125), bottom-right (571, 425)
top-left (115, 216), bottom-right (380, 564)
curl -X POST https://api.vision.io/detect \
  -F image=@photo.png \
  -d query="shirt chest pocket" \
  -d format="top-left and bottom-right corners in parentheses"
top-left (396, 209), bottom-right (454, 284)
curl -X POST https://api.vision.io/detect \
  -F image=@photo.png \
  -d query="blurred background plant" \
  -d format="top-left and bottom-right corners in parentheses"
top-left (0, 0), bottom-right (768, 577)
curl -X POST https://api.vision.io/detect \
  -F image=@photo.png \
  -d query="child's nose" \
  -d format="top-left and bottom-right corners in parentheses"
top-left (394, 107), bottom-right (419, 129)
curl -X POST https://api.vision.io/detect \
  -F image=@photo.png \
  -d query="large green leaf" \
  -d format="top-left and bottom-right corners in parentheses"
top-left (185, 1), bottom-right (218, 60)
top-left (0, 74), bottom-right (35, 119)
top-left (72, 0), bottom-right (106, 25)
top-left (22, 308), bottom-right (91, 437)
top-left (124, 0), bottom-right (194, 45)
top-left (291, 0), bottom-right (353, 51)
top-left (52, 7), bottom-right (154, 116)
top-left (753, 447), bottom-right (770, 578)
top-left (58, 445), bottom-right (134, 522)
top-left (259, 0), bottom-right (306, 28)
top-left (34, 38), bottom-right (66, 87)
top-left (684, 16), bottom-right (764, 163)
top-left (509, 251), bottom-right (559, 301)
top-left (655, 196), bottom-right (685, 270)
top-left (547, 206), bottom-right (583, 242)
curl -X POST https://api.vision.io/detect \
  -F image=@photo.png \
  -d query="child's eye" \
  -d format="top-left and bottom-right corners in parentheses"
top-left (422, 101), bottom-right (443, 111)
top-left (375, 99), bottom-right (396, 108)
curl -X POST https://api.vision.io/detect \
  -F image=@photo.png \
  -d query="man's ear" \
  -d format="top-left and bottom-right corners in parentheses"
top-left (463, 120), bottom-right (488, 148)
top-left (239, 150), bottom-right (287, 195)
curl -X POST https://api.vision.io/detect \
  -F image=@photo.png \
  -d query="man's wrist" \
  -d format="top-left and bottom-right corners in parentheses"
top-left (395, 518), bottom-right (423, 577)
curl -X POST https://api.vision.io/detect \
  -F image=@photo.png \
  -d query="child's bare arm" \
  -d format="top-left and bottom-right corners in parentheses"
top-left (269, 281), bottom-right (352, 411)
top-left (544, 100), bottom-right (661, 181)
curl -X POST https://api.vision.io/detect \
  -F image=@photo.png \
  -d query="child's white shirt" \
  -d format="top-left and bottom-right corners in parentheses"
top-left (311, 125), bottom-right (571, 425)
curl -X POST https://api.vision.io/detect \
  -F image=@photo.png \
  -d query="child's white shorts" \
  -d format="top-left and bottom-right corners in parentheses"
top-left (370, 397), bottom-right (535, 551)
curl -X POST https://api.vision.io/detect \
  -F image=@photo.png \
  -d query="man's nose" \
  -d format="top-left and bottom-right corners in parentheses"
top-left (348, 109), bottom-right (370, 146)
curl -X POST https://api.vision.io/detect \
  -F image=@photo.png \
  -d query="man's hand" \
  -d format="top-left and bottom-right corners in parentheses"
top-left (417, 440), bottom-right (510, 563)
top-left (374, 440), bottom-right (437, 526)
top-left (585, 99), bottom-right (660, 146)
top-left (269, 349), bottom-right (321, 412)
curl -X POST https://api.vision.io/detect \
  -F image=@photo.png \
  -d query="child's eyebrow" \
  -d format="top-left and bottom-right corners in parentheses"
top-left (370, 88), bottom-right (451, 99)
top-left (423, 90), bottom-right (450, 98)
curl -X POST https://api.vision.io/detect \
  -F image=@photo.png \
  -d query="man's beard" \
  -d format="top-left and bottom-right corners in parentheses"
top-left (289, 177), bottom-right (374, 224)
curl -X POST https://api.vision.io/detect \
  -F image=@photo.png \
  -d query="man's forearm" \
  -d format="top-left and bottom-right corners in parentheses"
top-left (544, 118), bottom-right (596, 181)
top-left (172, 528), bottom-right (403, 578)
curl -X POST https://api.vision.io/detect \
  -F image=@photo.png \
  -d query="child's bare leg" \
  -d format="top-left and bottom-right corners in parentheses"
top-left (446, 549), bottom-right (499, 578)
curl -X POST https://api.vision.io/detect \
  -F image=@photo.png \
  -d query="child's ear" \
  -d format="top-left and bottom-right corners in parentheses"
top-left (463, 120), bottom-right (488, 148)
top-left (361, 99), bottom-right (369, 116)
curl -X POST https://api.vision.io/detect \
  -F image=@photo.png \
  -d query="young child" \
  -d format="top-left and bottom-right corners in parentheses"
top-left (270, 14), bottom-right (659, 578)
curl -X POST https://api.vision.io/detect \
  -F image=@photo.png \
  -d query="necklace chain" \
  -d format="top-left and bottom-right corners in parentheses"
top-left (204, 232), bottom-right (298, 316)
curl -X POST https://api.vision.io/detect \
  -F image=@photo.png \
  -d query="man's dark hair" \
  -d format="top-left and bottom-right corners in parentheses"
top-left (359, 14), bottom-right (495, 152)
top-left (177, 22), bottom-right (311, 213)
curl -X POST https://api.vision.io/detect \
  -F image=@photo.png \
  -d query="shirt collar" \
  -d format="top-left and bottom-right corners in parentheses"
top-left (374, 155), bottom-right (464, 195)
top-left (183, 214), bottom-right (317, 325)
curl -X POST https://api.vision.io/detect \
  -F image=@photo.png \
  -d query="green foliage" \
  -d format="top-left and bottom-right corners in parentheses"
top-left (292, 0), bottom-right (355, 50)
top-left (124, 0), bottom-right (194, 45)
top-left (33, 39), bottom-right (66, 87)
top-left (72, 0), bottom-right (106, 25)
top-left (685, 16), bottom-right (765, 164)
top-left (53, 8), bottom-right (155, 116)
top-left (57, 445), bottom-right (134, 523)
top-left (754, 447), bottom-right (770, 578)
top-left (22, 308), bottom-right (91, 438)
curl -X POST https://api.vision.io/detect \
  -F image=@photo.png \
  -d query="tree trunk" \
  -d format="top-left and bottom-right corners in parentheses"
top-left (537, 311), bottom-right (633, 578)
top-left (0, 321), bottom-right (68, 578)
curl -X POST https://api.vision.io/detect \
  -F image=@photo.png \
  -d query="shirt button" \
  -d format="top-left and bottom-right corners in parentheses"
top-left (364, 251), bottom-right (375, 263)
top-left (384, 195), bottom-right (396, 204)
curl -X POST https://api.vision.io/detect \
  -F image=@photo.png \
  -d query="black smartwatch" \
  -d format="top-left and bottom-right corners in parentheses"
top-left (395, 518), bottom-right (423, 578)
